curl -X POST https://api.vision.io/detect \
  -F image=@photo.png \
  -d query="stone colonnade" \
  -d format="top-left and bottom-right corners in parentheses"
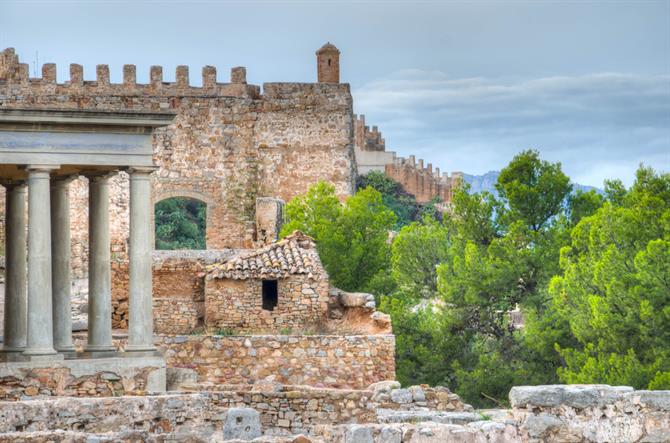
top-left (2, 166), bottom-right (155, 358)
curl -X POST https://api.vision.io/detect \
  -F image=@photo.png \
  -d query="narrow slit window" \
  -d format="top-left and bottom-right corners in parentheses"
top-left (328, 58), bottom-right (331, 66)
top-left (262, 280), bottom-right (278, 311)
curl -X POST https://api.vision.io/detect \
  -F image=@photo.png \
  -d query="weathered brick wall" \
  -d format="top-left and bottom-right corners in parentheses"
top-left (157, 335), bottom-right (396, 389)
top-left (0, 47), bottom-right (356, 278)
top-left (204, 274), bottom-right (329, 333)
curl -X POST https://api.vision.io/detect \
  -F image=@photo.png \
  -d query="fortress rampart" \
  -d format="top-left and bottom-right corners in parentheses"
top-left (353, 114), bottom-right (462, 203)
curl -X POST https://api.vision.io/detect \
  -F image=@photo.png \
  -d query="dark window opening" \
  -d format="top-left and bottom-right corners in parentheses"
top-left (327, 58), bottom-right (331, 66)
top-left (262, 280), bottom-right (278, 311)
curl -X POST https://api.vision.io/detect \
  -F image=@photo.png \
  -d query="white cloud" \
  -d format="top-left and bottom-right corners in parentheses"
top-left (353, 70), bottom-right (670, 186)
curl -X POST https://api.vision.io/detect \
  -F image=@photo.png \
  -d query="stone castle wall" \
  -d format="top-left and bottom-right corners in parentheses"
top-left (0, 47), bottom-right (356, 281)
top-left (353, 114), bottom-right (462, 203)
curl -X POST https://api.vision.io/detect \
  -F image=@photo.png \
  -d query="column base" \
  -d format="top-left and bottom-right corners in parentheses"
top-left (84, 344), bottom-right (117, 353)
top-left (55, 345), bottom-right (77, 353)
top-left (76, 350), bottom-right (123, 359)
top-left (0, 346), bottom-right (26, 353)
top-left (125, 344), bottom-right (157, 352)
top-left (18, 351), bottom-right (64, 362)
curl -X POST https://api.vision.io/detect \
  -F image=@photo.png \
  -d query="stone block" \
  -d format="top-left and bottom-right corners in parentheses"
top-left (345, 425), bottom-right (374, 443)
top-left (166, 367), bottom-right (198, 391)
top-left (390, 389), bottom-right (413, 404)
top-left (223, 408), bottom-right (261, 440)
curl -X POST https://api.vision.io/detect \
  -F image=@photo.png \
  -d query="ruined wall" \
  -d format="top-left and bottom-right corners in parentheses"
top-left (156, 335), bottom-right (396, 389)
top-left (509, 385), bottom-right (670, 442)
top-left (0, 356), bottom-right (165, 401)
top-left (204, 274), bottom-right (329, 333)
top-left (0, 47), bottom-right (356, 278)
top-left (111, 251), bottom-right (231, 331)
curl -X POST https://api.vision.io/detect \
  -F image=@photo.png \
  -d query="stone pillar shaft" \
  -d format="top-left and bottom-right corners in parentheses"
top-left (85, 175), bottom-right (115, 352)
top-left (126, 169), bottom-right (156, 352)
top-left (2, 183), bottom-right (27, 352)
top-left (24, 168), bottom-right (57, 356)
top-left (51, 179), bottom-right (75, 352)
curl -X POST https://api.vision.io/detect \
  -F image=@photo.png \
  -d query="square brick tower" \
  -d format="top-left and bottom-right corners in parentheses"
top-left (316, 42), bottom-right (340, 83)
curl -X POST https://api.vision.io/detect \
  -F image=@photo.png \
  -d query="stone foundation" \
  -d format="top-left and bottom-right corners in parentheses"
top-left (1, 384), bottom-right (667, 442)
top-left (0, 383), bottom-right (469, 437)
top-left (0, 356), bottom-right (166, 401)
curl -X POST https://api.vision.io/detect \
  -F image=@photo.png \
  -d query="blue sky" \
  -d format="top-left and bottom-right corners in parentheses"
top-left (2, 0), bottom-right (669, 186)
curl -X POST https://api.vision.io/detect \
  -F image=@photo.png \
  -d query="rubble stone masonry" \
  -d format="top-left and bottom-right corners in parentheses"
top-left (156, 334), bottom-right (396, 389)
top-left (204, 275), bottom-right (329, 333)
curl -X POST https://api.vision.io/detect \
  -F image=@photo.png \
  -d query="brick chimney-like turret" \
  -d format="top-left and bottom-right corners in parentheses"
top-left (316, 42), bottom-right (340, 83)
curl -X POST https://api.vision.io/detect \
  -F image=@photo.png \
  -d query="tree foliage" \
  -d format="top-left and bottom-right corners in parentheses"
top-left (280, 181), bottom-right (396, 292)
top-left (281, 155), bottom-right (669, 407)
top-left (548, 167), bottom-right (670, 388)
top-left (155, 197), bottom-right (206, 250)
top-left (357, 170), bottom-right (441, 228)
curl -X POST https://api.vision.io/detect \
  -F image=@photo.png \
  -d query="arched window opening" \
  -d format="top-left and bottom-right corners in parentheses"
top-left (327, 58), bottom-right (331, 67)
top-left (155, 197), bottom-right (206, 250)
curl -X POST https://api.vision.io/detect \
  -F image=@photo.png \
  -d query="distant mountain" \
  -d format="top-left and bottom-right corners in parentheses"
top-left (460, 171), bottom-right (602, 196)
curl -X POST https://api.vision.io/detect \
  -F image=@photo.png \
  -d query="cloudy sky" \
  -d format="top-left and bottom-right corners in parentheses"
top-left (2, 0), bottom-right (668, 186)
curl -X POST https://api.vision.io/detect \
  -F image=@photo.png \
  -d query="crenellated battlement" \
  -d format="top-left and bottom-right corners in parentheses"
top-left (0, 47), bottom-right (258, 99)
top-left (353, 113), bottom-right (462, 203)
top-left (354, 114), bottom-right (386, 152)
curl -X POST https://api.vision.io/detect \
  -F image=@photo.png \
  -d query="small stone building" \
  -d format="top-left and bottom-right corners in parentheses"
top-left (205, 232), bottom-right (329, 332)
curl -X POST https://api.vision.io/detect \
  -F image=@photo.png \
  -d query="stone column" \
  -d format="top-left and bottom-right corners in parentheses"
top-left (1, 183), bottom-right (27, 352)
top-left (84, 174), bottom-right (115, 352)
top-left (51, 178), bottom-right (75, 352)
top-left (24, 166), bottom-right (58, 357)
top-left (126, 168), bottom-right (156, 352)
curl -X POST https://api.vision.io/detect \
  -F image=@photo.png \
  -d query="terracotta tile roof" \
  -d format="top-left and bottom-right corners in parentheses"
top-left (206, 231), bottom-right (320, 280)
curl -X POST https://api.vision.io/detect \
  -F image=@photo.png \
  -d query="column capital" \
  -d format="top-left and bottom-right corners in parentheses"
top-left (25, 165), bottom-right (60, 173)
top-left (0, 180), bottom-right (26, 190)
top-left (82, 171), bottom-right (117, 182)
top-left (127, 166), bottom-right (159, 176)
top-left (50, 175), bottom-right (78, 187)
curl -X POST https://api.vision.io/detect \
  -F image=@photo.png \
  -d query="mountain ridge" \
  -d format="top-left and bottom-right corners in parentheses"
top-left (460, 171), bottom-right (603, 196)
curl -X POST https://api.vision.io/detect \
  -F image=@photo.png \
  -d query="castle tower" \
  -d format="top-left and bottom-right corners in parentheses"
top-left (316, 42), bottom-right (340, 83)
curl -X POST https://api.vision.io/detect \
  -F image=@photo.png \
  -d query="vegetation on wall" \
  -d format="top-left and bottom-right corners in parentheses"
top-left (155, 197), bottom-right (207, 250)
top-left (283, 150), bottom-right (670, 407)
